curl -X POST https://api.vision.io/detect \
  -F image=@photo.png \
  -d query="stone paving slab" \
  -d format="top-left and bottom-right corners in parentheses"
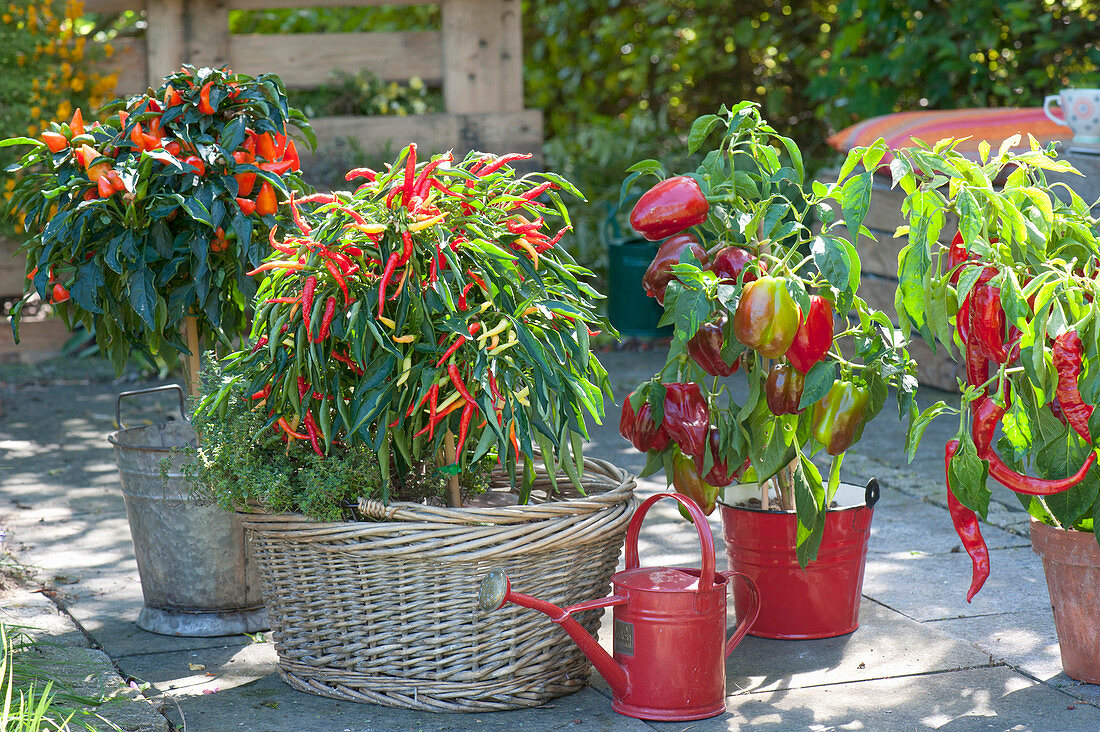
top-left (642, 666), bottom-right (1100, 732)
top-left (116, 640), bottom-right (650, 732)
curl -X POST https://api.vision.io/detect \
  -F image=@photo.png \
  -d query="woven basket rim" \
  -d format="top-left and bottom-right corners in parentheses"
top-left (237, 454), bottom-right (634, 529)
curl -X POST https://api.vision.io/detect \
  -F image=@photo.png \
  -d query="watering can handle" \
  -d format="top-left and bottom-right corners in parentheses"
top-left (116, 384), bottom-right (187, 429)
top-left (624, 493), bottom-right (716, 593)
top-left (721, 571), bottom-right (760, 657)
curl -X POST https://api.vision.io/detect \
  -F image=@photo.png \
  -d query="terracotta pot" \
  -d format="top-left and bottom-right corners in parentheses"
top-left (719, 479), bottom-right (878, 640)
top-left (1030, 519), bottom-right (1100, 683)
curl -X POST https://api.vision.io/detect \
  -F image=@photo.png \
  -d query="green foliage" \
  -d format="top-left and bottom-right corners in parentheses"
top-left (623, 104), bottom-right (926, 564)
top-left (882, 135), bottom-right (1100, 542)
top-left (2, 66), bottom-right (314, 374)
top-left (809, 0), bottom-right (1100, 132)
top-left (197, 146), bottom-right (612, 504)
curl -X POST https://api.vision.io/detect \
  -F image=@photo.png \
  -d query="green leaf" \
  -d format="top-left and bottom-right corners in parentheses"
top-left (948, 432), bottom-right (991, 518)
top-left (625, 159), bottom-right (664, 176)
top-left (811, 235), bottom-right (850, 291)
top-left (128, 268), bottom-right (158, 330)
top-left (687, 114), bottom-right (721, 155)
top-left (0, 137), bottom-right (42, 149)
top-left (906, 401), bottom-right (950, 463)
top-left (799, 361), bottom-right (837, 410)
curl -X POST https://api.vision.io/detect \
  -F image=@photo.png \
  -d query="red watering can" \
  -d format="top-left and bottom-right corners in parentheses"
top-left (478, 492), bottom-right (760, 721)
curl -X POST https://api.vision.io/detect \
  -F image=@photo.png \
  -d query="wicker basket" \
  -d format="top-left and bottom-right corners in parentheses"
top-left (239, 456), bottom-right (636, 712)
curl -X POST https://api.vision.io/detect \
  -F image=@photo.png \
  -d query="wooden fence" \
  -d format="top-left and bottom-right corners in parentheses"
top-left (1, 0), bottom-right (542, 301)
top-left (88, 0), bottom-right (542, 159)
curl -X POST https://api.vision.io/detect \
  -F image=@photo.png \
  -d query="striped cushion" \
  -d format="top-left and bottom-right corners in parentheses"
top-left (827, 108), bottom-right (1066, 168)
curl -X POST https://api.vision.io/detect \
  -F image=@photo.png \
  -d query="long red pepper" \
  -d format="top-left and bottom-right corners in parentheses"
top-left (1052, 331), bottom-right (1093, 443)
top-left (436, 336), bottom-right (466, 366)
top-left (448, 364), bottom-right (476, 404)
top-left (378, 253), bottom-right (399, 313)
top-left (972, 396), bottom-right (1097, 495)
top-left (302, 275), bottom-right (317, 341)
top-left (325, 260), bottom-right (349, 302)
top-left (331, 349), bottom-right (365, 375)
top-left (456, 402), bottom-right (476, 456)
top-left (316, 296), bottom-right (336, 341)
top-left (412, 153), bottom-right (453, 199)
top-left (402, 143), bottom-right (417, 201)
top-left (476, 153), bottom-right (532, 177)
top-left (944, 440), bottom-right (990, 602)
top-left (277, 418), bottom-right (309, 441)
top-left (397, 231), bottom-right (415, 266)
top-left (303, 411), bottom-right (324, 456)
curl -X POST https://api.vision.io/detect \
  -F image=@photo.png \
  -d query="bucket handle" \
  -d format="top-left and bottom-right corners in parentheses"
top-left (116, 384), bottom-right (187, 429)
top-left (864, 477), bottom-right (880, 509)
top-left (624, 493), bottom-right (715, 594)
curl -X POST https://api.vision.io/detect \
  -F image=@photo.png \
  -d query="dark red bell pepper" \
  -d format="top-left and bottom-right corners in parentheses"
top-left (633, 401), bottom-right (671, 452)
top-left (630, 175), bottom-right (710, 241)
top-left (663, 383), bottom-right (710, 469)
top-left (787, 295), bottom-right (833, 374)
top-left (706, 246), bottom-right (761, 285)
top-left (703, 426), bottom-right (740, 487)
top-left (812, 380), bottom-right (870, 455)
top-left (687, 312), bottom-right (738, 377)
top-left (765, 363), bottom-right (806, 416)
top-left (732, 276), bottom-right (800, 358)
top-left (642, 233), bottom-right (709, 304)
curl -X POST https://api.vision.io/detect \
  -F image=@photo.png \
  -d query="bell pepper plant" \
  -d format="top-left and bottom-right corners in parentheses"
top-left (194, 145), bottom-right (614, 508)
top-left (1, 65), bottom-right (314, 375)
top-left (617, 103), bottom-right (931, 566)
top-left (859, 134), bottom-right (1100, 601)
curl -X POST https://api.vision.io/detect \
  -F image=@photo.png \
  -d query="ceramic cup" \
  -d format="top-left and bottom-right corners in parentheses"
top-left (1044, 89), bottom-right (1100, 144)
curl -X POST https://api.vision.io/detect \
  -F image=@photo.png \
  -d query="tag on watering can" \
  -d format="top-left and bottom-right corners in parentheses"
top-left (613, 619), bottom-right (634, 656)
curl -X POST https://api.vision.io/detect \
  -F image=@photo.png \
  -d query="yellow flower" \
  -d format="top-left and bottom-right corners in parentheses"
top-left (70, 77), bottom-right (83, 92)
top-left (60, 61), bottom-right (71, 76)
top-left (1, 13), bottom-right (11, 23)
top-left (103, 43), bottom-right (114, 58)
top-left (56, 100), bottom-right (71, 119)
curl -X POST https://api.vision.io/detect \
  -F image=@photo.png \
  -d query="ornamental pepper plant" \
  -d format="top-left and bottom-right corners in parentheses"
top-left (1, 65), bottom-right (314, 374)
top-left (194, 145), bottom-right (613, 510)
top-left (618, 103), bottom-right (931, 565)
top-left (866, 135), bottom-right (1100, 601)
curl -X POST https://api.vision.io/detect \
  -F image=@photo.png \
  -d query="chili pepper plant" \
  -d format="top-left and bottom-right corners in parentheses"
top-left (1, 65), bottom-right (314, 375)
top-left (194, 144), bottom-right (613, 510)
top-left (618, 103), bottom-right (931, 565)
top-left (867, 135), bottom-right (1100, 601)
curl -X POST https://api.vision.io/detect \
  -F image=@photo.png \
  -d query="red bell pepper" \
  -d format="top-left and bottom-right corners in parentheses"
top-left (787, 295), bottom-right (833, 374)
top-left (706, 246), bottom-right (761, 285)
top-left (687, 312), bottom-right (738, 377)
top-left (642, 233), bottom-right (709, 304)
top-left (629, 175), bottom-right (710, 241)
top-left (663, 383), bottom-right (710, 469)
top-left (765, 363), bottom-right (806, 416)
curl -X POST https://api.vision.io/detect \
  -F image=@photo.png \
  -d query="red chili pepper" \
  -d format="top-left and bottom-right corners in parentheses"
top-left (1052, 331), bottom-right (1093, 443)
top-left (402, 143), bottom-right (417, 201)
top-left (448, 364), bottom-right (476, 403)
top-left (289, 193), bottom-right (312, 235)
top-left (249, 386), bottom-right (271, 400)
top-left (466, 268), bottom-right (487, 292)
top-left (436, 336), bottom-right (467, 367)
top-left (378, 253), bottom-right (399, 313)
top-left (236, 197), bottom-right (256, 216)
top-left (268, 226), bottom-right (297, 255)
top-left (397, 231), bottom-right (414, 266)
top-left (345, 167), bottom-right (377, 182)
top-left (412, 153), bottom-right (453, 198)
top-left (303, 411), bottom-right (324, 457)
top-left (972, 396), bottom-right (1097, 495)
top-left (260, 159), bottom-right (294, 176)
top-left (302, 275), bottom-right (317, 341)
top-left (476, 153), bottom-right (532, 177)
top-left (429, 178), bottom-right (464, 199)
top-left (970, 283), bottom-right (1010, 364)
top-left (456, 402), bottom-right (476, 456)
top-left (324, 260), bottom-right (350, 303)
top-left (277, 418), bottom-right (309, 441)
top-left (945, 439), bottom-right (990, 603)
top-left (316, 296), bottom-right (336, 341)
top-left (264, 297), bottom-right (299, 304)
top-left (198, 81), bottom-right (216, 115)
top-left (458, 281), bottom-right (475, 310)
top-left (282, 139), bottom-right (300, 171)
top-left (245, 261), bottom-right (305, 276)
top-left (509, 181), bottom-right (558, 209)
top-left (331, 349), bottom-right (365, 375)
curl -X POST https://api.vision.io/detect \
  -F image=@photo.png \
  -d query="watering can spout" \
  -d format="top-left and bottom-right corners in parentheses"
top-left (478, 568), bottom-right (629, 696)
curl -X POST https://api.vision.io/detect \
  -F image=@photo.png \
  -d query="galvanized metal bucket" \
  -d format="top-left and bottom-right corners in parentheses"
top-left (108, 384), bottom-right (267, 637)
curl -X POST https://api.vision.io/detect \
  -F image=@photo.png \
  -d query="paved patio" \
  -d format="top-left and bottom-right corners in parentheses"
top-left (1, 349), bottom-right (1099, 730)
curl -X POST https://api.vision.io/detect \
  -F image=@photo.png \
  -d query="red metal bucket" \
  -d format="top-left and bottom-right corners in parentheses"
top-left (719, 479), bottom-right (878, 640)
